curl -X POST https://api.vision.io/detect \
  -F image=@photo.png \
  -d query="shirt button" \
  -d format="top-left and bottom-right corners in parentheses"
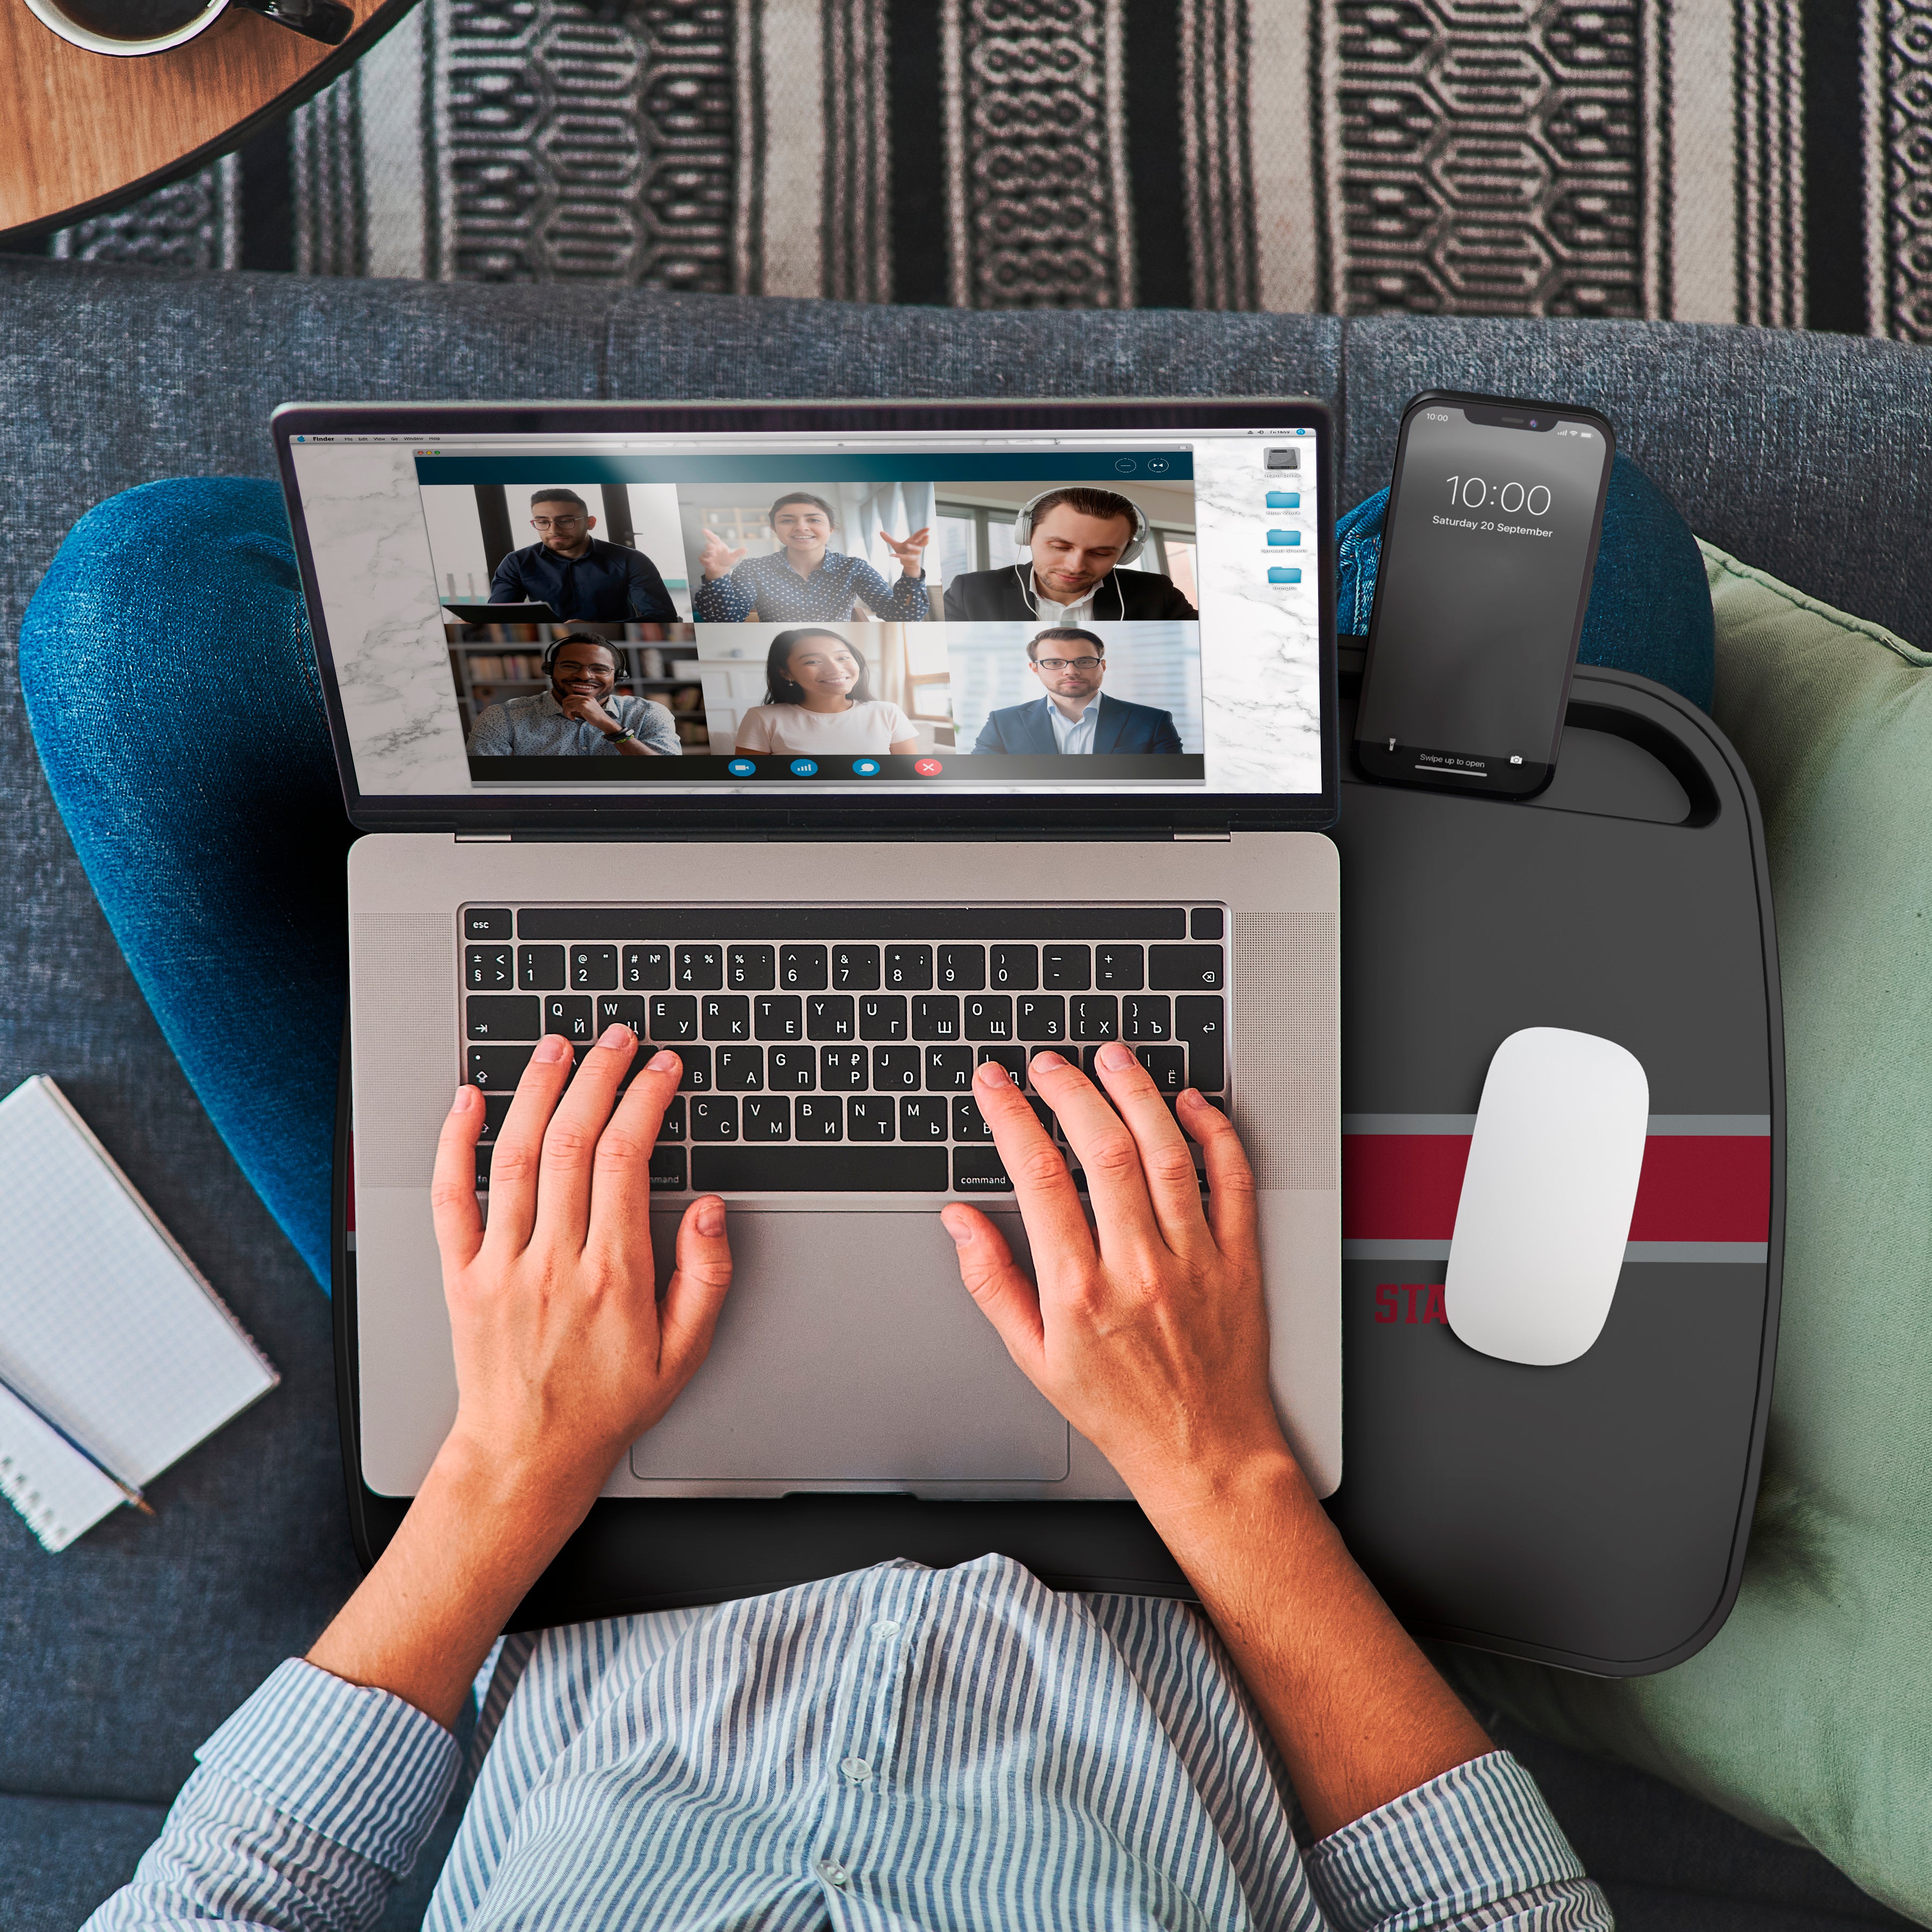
top-left (818, 1859), bottom-right (849, 1886)
top-left (841, 1755), bottom-right (871, 1782)
top-left (870, 1619), bottom-right (899, 1638)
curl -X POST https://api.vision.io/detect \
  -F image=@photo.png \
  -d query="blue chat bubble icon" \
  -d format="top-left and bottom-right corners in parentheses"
top-left (851, 759), bottom-right (881, 776)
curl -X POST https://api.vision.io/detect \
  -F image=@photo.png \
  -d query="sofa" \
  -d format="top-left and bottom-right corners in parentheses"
top-left (1, 255), bottom-right (1927, 1931)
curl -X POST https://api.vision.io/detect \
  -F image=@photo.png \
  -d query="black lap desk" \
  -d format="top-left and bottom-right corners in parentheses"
top-left (334, 653), bottom-right (1783, 1670)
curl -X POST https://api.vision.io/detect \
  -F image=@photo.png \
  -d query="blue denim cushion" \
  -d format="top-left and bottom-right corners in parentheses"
top-left (1335, 453), bottom-right (1716, 713)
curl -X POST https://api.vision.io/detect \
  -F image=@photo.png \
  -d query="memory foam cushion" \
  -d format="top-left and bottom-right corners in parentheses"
top-left (1336, 452), bottom-right (1717, 712)
top-left (1446, 544), bottom-right (1932, 1924)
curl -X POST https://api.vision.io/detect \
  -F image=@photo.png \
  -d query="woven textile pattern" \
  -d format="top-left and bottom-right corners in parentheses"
top-left (21, 0), bottom-right (1930, 338)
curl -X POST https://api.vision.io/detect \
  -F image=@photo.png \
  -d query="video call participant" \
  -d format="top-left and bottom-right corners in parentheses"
top-left (972, 626), bottom-right (1183, 756)
top-left (695, 492), bottom-right (932, 623)
top-left (733, 627), bottom-right (919, 758)
top-left (942, 487), bottom-right (1198, 623)
top-left (488, 489), bottom-right (679, 623)
top-left (467, 634), bottom-right (682, 758)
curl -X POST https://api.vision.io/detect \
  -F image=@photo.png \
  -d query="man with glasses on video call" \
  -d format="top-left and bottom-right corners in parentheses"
top-left (972, 626), bottom-right (1184, 756)
top-left (488, 488), bottom-right (679, 623)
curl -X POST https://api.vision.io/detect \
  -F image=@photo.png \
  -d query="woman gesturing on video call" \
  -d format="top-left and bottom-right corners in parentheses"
top-left (693, 490), bottom-right (933, 623)
top-left (733, 626), bottom-right (921, 758)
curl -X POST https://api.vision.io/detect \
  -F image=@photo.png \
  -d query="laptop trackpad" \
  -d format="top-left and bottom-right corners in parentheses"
top-left (630, 1210), bottom-right (1070, 1483)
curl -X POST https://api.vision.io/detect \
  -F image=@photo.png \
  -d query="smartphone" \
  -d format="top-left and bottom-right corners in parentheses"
top-left (1353, 390), bottom-right (1615, 799)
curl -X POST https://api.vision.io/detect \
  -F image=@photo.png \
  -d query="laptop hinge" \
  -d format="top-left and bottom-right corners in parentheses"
top-left (455, 831), bottom-right (513, 843)
top-left (1173, 830), bottom-right (1233, 841)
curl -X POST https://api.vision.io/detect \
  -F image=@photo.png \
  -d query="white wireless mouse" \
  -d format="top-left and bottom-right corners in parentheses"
top-left (1445, 1027), bottom-right (1649, 1367)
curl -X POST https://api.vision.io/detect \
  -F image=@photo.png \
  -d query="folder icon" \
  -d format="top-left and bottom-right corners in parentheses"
top-left (1266, 528), bottom-right (1301, 547)
top-left (1265, 491), bottom-right (1300, 509)
top-left (1268, 566), bottom-right (1302, 584)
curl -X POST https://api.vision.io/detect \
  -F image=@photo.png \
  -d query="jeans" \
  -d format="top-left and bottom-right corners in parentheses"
top-left (19, 470), bottom-right (1713, 1293)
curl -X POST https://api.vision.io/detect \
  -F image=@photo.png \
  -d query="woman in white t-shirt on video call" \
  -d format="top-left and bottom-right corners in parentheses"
top-left (732, 627), bottom-right (919, 757)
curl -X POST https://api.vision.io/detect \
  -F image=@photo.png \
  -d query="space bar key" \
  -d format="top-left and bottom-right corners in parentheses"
top-left (691, 1147), bottom-right (950, 1192)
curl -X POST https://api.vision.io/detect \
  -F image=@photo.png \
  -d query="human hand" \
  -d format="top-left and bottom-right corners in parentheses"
top-left (880, 525), bottom-right (931, 574)
top-left (700, 528), bottom-right (747, 579)
top-left (431, 1029), bottom-right (733, 1514)
top-left (555, 689), bottom-right (619, 733)
top-left (939, 1043), bottom-right (1289, 1507)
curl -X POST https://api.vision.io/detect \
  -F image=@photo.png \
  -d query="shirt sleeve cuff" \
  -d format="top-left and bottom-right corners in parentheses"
top-left (194, 1658), bottom-right (463, 1875)
top-left (1305, 1751), bottom-right (1592, 1931)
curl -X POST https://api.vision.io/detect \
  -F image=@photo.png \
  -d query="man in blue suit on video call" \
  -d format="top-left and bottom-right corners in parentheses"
top-left (972, 625), bottom-right (1184, 756)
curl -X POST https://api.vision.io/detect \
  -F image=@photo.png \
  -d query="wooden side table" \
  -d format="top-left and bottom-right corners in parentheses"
top-left (0, 0), bottom-right (409, 241)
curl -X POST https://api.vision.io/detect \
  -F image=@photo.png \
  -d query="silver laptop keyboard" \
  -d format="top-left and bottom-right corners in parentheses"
top-left (462, 905), bottom-right (1228, 1195)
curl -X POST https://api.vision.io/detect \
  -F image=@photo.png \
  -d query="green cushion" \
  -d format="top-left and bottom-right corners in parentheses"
top-left (1446, 542), bottom-right (1932, 1921)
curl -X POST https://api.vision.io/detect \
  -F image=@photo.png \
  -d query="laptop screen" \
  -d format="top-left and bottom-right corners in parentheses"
top-left (279, 401), bottom-right (1332, 822)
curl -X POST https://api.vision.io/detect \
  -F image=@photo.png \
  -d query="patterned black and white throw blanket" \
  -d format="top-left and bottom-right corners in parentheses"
top-left (21, 0), bottom-right (1932, 339)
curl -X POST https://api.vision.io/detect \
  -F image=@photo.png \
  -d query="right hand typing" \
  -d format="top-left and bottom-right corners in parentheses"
top-left (699, 528), bottom-right (747, 579)
top-left (939, 1042), bottom-right (1291, 1507)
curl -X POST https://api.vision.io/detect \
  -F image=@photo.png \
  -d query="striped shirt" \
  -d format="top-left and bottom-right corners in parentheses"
top-left (87, 1554), bottom-right (1611, 1931)
top-left (693, 551), bottom-right (932, 624)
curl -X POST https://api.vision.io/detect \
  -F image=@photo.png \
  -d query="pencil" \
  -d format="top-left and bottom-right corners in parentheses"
top-left (0, 1365), bottom-right (152, 1517)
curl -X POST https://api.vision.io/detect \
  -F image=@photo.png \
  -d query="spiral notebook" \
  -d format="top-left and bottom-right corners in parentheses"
top-left (0, 1077), bottom-right (278, 1550)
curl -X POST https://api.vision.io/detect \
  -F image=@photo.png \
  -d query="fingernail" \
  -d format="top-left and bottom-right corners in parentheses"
top-left (451, 1085), bottom-right (477, 1113)
top-left (535, 1034), bottom-right (572, 1064)
top-left (1098, 1041), bottom-right (1134, 1072)
top-left (1030, 1050), bottom-right (1067, 1074)
top-left (975, 1060), bottom-right (1013, 1089)
top-left (649, 1049), bottom-right (680, 1073)
top-left (601, 1023), bottom-right (635, 1050)
top-left (696, 1197), bottom-right (725, 1237)
top-left (940, 1208), bottom-right (972, 1246)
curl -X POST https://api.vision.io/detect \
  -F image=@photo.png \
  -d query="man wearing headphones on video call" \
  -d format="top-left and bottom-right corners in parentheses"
top-left (466, 633), bottom-right (682, 757)
top-left (940, 486), bottom-right (1199, 623)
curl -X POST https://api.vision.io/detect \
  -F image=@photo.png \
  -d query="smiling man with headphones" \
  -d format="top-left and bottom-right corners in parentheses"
top-left (940, 486), bottom-right (1198, 623)
top-left (466, 633), bottom-right (683, 758)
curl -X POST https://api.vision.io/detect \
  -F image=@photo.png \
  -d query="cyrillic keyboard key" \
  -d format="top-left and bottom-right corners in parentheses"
top-left (952, 1147), bottom-right (1014, 1192)
top-left (701, 994), bottom-right (751, 1041)
top-left (742, 1096), bottom-right (790, 1140)
top-left (845, 1096), bottom-right (895, 1140)
top-left (926, 1046), bottom-right (974, 1090)
top-left (883, 945), bottom-right (933, 990)
top-left (467, 996), bottom-right (539, 1041)
top-left (596, 994), bottom-right (646, 1038)
top-left (467, 945), bottom-right (515, 990)
top-left (1137, 1045), bottom-right (1187, 1094)
top-left (467, 1045), bottom-right (533, 1092)
top-left (692, 1146), bottom-right (947, 1191)
top-left (990, 945), bottom-right (1038, 991)
top-left (858, 995), bottom-right (908, 1041)
top-left (755, 994), bottom-right (803, 1041)
top-left (952, 1096), bottom-right (992, 1142)
top-left (1093, 945), bottom-right (1143, 990)
top-left (688, 1095), bottom-right (738, 1141)
top-left (807, 994), bottom-right (857, 1041)
top-left (543, 995), bottom-right (595, 1044)
top-left (938, 945), bottom-right (986, 990)
top-left (901, 1096), bottom-right (947, 1140)
top-left (675, 1046), bottom-right (712, 1092)
top-left (657, 1096), bottom-right (686, 1141)
top-left (1147, 945), bottom-right (1224, 991)
top-left (728, 945), bottom-right (775, 990)
top-left (676, 945), bottom-right (723, 990)
top-left (1041, 946), bottom-right (1090, 990)
top-left (1123, 995), bottom-right (1172, 1041)
top-left (623, 944), bottom-right (672, 991)
top-left (794, 1096), bottom-right (843, 1139)
top-left (464, 908), bottom-right (513, 940)
top-left (1017, 995), bottom-right (1066, 1041)
top-left (767, 1045), bottom-right (816, 1089)
top-left (648, 994), bottom-right (698, 1041)
top-left (519, 945), bottom-right (565, 991)
top-left (874, 1046), bottom-right (920, 1090)
top-left (820, 1047), bottom-right (868, 1089)
top-left (911, 994), bottom-right (961, 1041)
top-left (977, 1045), bottom-right (1026, 1084)
top-left (570, 945), bottom-right (618, 991)
top-left (780, 945), bottom-right (828, 990)
top-left (649, 1146), bottom-right (687, 1191)
top-left (1174, 995), bottom-right (1226, 1091)
top-left (714, 1046), bottom-right (764, 1091)
top-left (1070, 995), bottom-right (1118, 1042)
top-left (832, 945), bottom-right (880, 990)
top-left (964, 995), bottom-right (1013, 1041)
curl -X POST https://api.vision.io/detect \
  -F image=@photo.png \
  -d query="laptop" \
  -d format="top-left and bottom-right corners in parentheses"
top-left (274, 397), bottom-right (1342, 1515)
